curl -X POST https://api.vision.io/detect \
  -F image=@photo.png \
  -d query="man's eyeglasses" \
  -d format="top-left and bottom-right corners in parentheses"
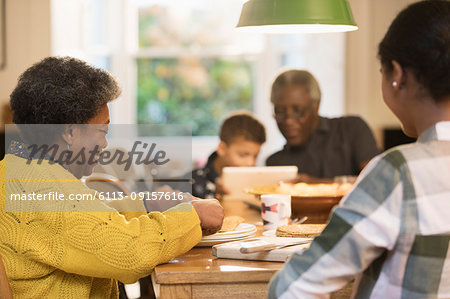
top-left (273, 103), bottom-right (315, 121)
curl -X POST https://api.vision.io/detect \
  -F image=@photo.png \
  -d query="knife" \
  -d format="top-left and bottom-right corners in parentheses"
top-left (240, 240), bottom-right (311, 254)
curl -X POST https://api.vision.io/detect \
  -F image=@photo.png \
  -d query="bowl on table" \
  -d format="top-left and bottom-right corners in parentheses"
top-left (246, 183), bottom-right (352, 224)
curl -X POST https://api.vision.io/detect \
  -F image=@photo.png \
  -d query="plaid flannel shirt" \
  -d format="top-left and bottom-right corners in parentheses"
top-left (268, 121), bottom-right (450, 299)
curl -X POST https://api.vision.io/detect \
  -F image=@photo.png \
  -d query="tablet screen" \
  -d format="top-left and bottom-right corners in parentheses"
top-left (222, 166), bottom-right (298, 200)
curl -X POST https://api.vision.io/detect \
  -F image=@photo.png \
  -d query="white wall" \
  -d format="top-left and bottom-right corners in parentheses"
top-left (0, 0), bottom-right (51, 125)
top-left (346, 0), bottom-right (418, 147)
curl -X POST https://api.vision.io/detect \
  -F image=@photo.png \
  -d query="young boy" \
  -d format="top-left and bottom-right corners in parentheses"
top-left (191, 111), bottom-right (266, 199)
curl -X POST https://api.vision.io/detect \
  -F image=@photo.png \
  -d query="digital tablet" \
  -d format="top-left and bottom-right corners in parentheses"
top-left (221, 166), bottom-right (298, 200)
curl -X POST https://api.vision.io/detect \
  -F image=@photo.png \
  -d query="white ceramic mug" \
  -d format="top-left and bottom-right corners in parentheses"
top-left (260, 194), bottom-right (291, 230)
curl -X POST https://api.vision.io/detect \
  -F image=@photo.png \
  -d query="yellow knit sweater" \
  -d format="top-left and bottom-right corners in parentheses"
top-left (0, 154), bottom-right (202, 298)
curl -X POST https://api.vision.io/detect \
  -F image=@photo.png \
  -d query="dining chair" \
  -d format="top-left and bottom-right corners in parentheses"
top-left (0, 256), bottom-right (13, 299)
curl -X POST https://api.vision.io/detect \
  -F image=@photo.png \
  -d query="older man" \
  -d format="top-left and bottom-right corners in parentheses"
top-left (266, 70), bottom-right (379, 183)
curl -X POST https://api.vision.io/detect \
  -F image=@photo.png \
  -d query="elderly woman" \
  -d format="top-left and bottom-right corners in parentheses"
top-left (269, 1), bottom-right (450, 298)
top-left (0, 57), bottom-right (223, 298)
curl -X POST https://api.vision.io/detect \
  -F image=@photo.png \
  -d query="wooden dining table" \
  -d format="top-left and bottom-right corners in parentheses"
top-left (151, 199), bottom-right (353, 299)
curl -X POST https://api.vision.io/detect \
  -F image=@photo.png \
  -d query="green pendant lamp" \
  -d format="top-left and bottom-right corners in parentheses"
top-left (236, 0), bottom-right (358, 33)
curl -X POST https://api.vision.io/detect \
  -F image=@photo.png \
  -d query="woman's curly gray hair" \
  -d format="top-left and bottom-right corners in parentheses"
top-left (10, 56), bottom-right (121, 124)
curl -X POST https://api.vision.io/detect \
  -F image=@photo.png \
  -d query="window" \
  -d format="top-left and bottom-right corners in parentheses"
top-left (135, 0), bottom-right (262, 136)
top-left (51, 0), bottom-right (346, 164)
top-left (137, 57), bottom-right (253, 136)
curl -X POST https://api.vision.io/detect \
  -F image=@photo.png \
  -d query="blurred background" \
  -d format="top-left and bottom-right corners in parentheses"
top-left (0, 0), bottom-right (416, 167)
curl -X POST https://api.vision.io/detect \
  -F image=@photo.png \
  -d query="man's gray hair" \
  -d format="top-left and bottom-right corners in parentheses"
top-left (270, 70), bottom-right (321, 103)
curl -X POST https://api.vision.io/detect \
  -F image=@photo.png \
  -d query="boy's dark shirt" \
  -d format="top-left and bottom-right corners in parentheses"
top-left (191, 151), bottom-right (219, 199)
top-left (266, 116), bottom-right (379, 178)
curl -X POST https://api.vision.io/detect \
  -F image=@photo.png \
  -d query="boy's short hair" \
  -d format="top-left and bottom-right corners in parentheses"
top-left (219, 111), bottom-right (266, 145)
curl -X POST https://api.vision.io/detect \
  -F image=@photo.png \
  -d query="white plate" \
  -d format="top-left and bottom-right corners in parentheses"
top-left (201, 227), bottom-right (258, 242)
top-left (196, 223), bottom-right (257, 247)
top-left (209, 223), bottom-right (256, 236)
top-left (201, 223), bottom-right (257, 240)
top-left (262, 230), bottom-right (276, 237)
top-left (196, 233), bottom-right (257, 247)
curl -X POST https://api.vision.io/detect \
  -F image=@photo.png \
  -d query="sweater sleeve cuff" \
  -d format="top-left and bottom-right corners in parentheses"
top-left (159, 203), bottom-right (202, 258)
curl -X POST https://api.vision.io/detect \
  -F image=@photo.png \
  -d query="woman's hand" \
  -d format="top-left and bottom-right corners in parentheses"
top-left (192, 198), bottom-right (224, 236)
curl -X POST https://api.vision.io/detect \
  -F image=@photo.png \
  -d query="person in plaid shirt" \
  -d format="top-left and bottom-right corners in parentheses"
top-left (268, 1), bottom-right (450, 298)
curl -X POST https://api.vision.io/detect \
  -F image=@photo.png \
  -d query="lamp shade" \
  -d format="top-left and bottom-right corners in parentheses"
top-left (236, 0), bottom-right (358, 33)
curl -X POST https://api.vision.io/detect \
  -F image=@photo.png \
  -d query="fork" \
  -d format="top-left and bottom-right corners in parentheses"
top-left (290, 216), bottom-right (308, 225)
